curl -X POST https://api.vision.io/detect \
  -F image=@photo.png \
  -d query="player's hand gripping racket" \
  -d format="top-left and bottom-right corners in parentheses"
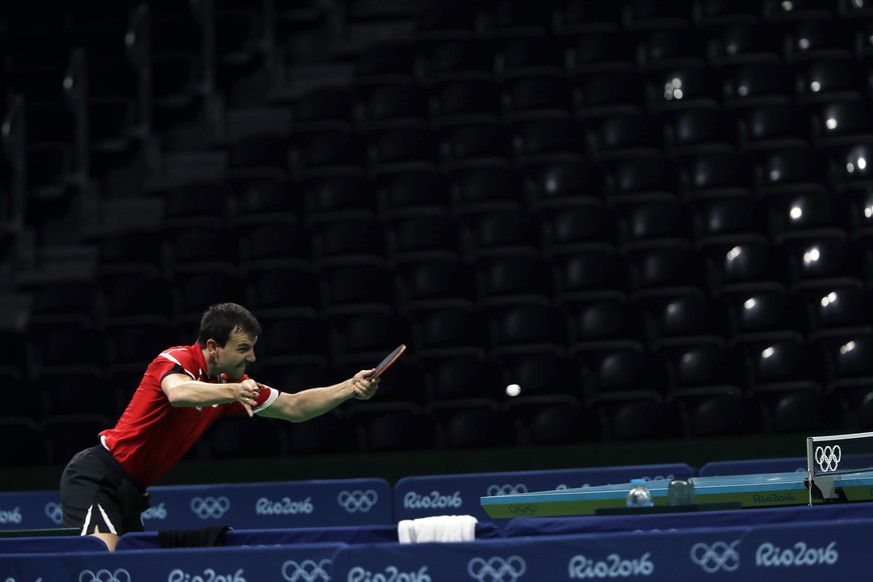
top-left (366, 344), bottom-right (406, 380)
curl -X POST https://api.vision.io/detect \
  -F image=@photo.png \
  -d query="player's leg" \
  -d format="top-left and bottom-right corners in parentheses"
top-left (60, 446), bottom-right (127, 551)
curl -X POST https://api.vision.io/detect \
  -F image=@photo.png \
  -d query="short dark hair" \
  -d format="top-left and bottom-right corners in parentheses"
top-left (197, 303), bottom-right (261, 347)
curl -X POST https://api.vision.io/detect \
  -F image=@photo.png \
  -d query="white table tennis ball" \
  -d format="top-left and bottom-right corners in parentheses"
top-left (505, 383), bottom-right (521, 397)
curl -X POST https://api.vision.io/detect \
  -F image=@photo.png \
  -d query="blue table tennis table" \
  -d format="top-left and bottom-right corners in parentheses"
top-left (480, 469), bottom-right (873, 518)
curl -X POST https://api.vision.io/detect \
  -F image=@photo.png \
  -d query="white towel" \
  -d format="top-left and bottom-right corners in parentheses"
top-left (397, 514), bottom-right (478, 543)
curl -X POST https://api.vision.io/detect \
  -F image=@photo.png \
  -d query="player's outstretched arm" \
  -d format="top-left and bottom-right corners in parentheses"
top-left (162, 373), bottom-right (262, 416)
top-left (257, 369), bottom-right (379, 422)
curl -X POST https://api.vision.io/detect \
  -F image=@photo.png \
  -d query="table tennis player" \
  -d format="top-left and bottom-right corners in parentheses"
top-left (59, 302), bottom-right (380, 551)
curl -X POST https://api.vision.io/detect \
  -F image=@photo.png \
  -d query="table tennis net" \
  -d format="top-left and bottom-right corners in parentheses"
top-left (807, 431), bottom-right (873, 478)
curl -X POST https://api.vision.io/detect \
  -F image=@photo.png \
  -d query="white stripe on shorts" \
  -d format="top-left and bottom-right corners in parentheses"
top-left (96, 503), bottom-right (118, 535)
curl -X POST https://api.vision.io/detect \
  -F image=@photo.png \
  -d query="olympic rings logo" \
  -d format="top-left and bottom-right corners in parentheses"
top-left (77, 569), bottom-right (132, 582)
top-left (44, 501), bottom-right (63, 524)
top-left (190, 496), bottom-right (231, 519)
top-left (282, 559), bottom-right (331, 582)
top-left (337, 489), bottom-right (378, 513)
top-left (690, 541), bottom-right (741, 573)
top-left (815, 445), bottom-right (842, 472)
top-left (486, 484), bottom-right (528, 496)
top-left (507, 504), bottom-right (537, 516)
top-left (467, 556), bottom-right (526, 582)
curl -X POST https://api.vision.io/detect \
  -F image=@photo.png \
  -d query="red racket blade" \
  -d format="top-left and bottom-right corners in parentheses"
top-left (367, 344), bottom-right (407, 380)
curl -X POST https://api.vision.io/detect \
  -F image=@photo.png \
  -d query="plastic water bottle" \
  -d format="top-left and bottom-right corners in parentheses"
top-left (626, 478), bottom-right (653, 508)
top-left (668, 476), bottom-right (695, 506)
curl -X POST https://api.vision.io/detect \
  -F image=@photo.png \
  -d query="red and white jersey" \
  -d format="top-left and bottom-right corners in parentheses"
top-left (100, 344), bottom-right (279, 487)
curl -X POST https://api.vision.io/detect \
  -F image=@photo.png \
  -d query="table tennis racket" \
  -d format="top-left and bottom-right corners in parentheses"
top-left (367, 344), bottom-right (407, 380)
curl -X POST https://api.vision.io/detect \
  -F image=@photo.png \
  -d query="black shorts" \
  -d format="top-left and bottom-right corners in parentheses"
top-left (59, 444), bottom-right (151, 536)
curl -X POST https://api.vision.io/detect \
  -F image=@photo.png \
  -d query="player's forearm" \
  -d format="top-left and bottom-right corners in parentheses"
top-left (165, 380), bottom-right (239, 408)
top-left (265, 380), bottom-right (354, 422)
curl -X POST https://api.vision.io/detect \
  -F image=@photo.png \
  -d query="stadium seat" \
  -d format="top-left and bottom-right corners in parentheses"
top-left (106, 319), bottom-right (177, 370)
top-left (703, 239), bottom-right (788, 297)
top-left (523, 156), bottom-right (606, 211)
top-left (226, 168), bottom-right (299, 226)
top-left (432, 402), bottom-right (516, 448)
top-left (572, 71), bottom-right (646, 120)
top-left (627, 244), bottom-right (706, 303)
top-left (431, 79), bottom-right (501, 125)
top-left (310, 216), bottom-right (385, 267)
top-left (722, 287), bottom-right (802, 347)
top-left (366, 126), bottom-right (440, 173)
top-left (257, 311), bottom-right (331, 367)
top-left (511, 116), bottom-right (583, 164)
top-left (495, 351), bottom-right (581, 399)
top-left (284, 410), bottom-right (359, 454)
top-left (689, 196), bottom-right (768, 251)
top-left (662, 108), bottom-right (737, 158)
top-left (330, 311), bottom-right (413, 370)
top-left (289, 85), bottom-right (354, 130)
top-left (244, 265), bottom-right (321, 315)
top-left (739, 337), bottom-right (823, 395)
top-left (459, 209), bottom-right (542, 261)
top-left (353, 40), bottom-right (416, 87)
top-left (723, 63), bottom-right (794, 110)
top-left (584, 112), bottom-right (662, 162)
top-left (542, 204), bottom-right (618, 256)
top-left (564, 30), bottom-right (635, 76)
top-left (554, 0), bottom-right (623, 34)
top-left (809, 100), bottom-right (873, 151)
top-left (501, 74), bottom-right (573, 120)
top-left (318, 263), bottom-right (397, 318)
top-left (415, 38), bottom-right (492, 84)
top-left (615, 198), bottom-right (692, 252)
top-left (474, 254), bottom-right (553, 308)
top-left (413, 305), bottom-right (490, 356)
top-left (768, 391), bottom-right (842, 434)
top-left (780, 235), bottom-right (860, 292)
top-left (41, 414), bottom-right (113, 466)
top-left (439, 120), bottom-right (511, 169)
top-left (423, 354), bottom-right (504, 402)
top-left (375, 168), bottom-right (451, 219)
top-left (794, 58), bottom-right (863, 105)
top-left (171, 269), bottom-right (246, 325)
top-left (506, 396), bottom-right (597, 445)
top-left (753, 148), bottom-right (829, 199)
top-left (604, 399), bottom-right (684, 441)
top-left (488, 303), bottom-right (568, 356)
top-left (0, 417), bottom-right (48, 467)
top-left (301, 173), bottom-right (376, 225)
top-left (643, 291), bottom-right (725, 351)
top-left (707, 23), bottom-right (785, 67)
top-left (679, 151), bottom-right (753, 201)
top-left (350, 404), bottom-right (438, 452)
top-left (662, 343), bottom-right (742, 394)
top-left (203, 416), bottom-right (289, 459)
top-left (552, 247), bottom-right (629, 307)
top-left (783, 19), bottom-right (854, 63)
top-left (692, 0), bottom-right (763, 27)
top-left (448, 162), bottom-right (525, 216)
top-left (684, 393), bottom-right (760, 437)
top-left (237, 219), bottom-right (311, 266)
top-left (395, 259), bottom-right (477, 313)
top-left (765, 191), bottom-right (847, 245)
top-left (604, 156), bottom-right (679, 201)
top-left (358, 84), bottom-right (430, 130)
top-left (643, 66), bottom-right (720, 113)
top-left (493, 36), bottom-right (564, 78)
top-left (385, 211), bottom-right (462, 265)
top-left (38, 370), bottom-right (118, 418)
top-left (736, 104), bottom-right (812, 153)
top-left (800, 286), bottom-right (873, 343)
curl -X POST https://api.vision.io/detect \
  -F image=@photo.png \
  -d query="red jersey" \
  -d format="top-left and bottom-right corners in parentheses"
top-left (100, 344), bottom-right (279, 487)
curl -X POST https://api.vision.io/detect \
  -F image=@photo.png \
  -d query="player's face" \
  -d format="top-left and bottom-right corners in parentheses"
top-left (215, 326), bottom-right (257, 377)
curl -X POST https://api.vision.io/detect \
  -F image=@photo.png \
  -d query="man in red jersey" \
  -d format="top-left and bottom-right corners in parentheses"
top-left (59, 303), bottom-right (380, 550)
